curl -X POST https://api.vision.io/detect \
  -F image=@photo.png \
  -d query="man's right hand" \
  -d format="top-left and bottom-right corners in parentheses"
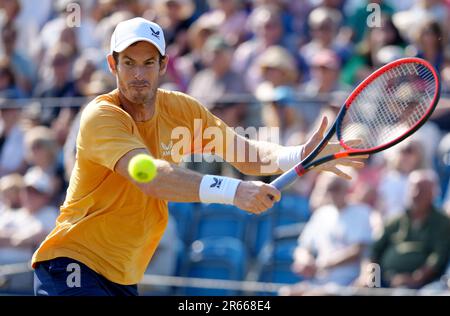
top-left (234, 181), bottom-right (281, 214)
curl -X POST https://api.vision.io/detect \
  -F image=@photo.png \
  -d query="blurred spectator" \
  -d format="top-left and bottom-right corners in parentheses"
top-left (233, 5), bottom-right (297, 92)
top-left (155, 0), bottom-right (196, 57)
top-left (196, 0), bottom-right (247, 47)
top-left (73, 55), bottom-right (98, 97)
top-left (0, 173), bottom-right (23, 212)
top-left (0, 169), bottom-right (57, 292)
top-left (283, 174), bottom-right (372, 295)
top-left (188, 35), bottom-right (247, 110)
top-left (0, 101), bottom-right (27, 177)
top-left (254, 46), bottom-right (302, 144)
top-left (300, 6), bottom-right (351, 68)
top-left (172, 16), bottom-right (216, 89)
top-left (408, 18), bottom-right (446, 72)
top-left (343, 0), bottom-right (395, 45)
top-left (378, 139), bottom-right (426, 221)
top-left (369, 169), bottom-right (450, 289)
top-left (1, 22), bottom-right (36, 95)
top-left (0, 0), bottom-right (52, 64)
top-left (341, 14), bottom-right (406, 86)
top-left (393, 0), bottom-right (449, 43)
top-left (24, 126), bottom-right (65, 205)
top-left (34, 44), bottom-right (82, 122)
top-left (300, 49), bottom-right (350, 129)
top-left (0, 58), bottom-right (25, 98)
top-left (38, 0), bottom-right (98, 58)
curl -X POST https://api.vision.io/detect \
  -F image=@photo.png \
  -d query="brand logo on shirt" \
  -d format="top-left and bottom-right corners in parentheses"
top-left (150, 27), bottom-right (160, 39)
top-left (210, 177), bottom-right (222, 189)
top-left (161, 141), bottom-right (173, 157)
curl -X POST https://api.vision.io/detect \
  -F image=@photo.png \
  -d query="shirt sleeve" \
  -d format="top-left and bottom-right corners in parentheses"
top-left (178, 93), bottom-right (234, 159)
top-left (78, 104), bottom-right (147, 171)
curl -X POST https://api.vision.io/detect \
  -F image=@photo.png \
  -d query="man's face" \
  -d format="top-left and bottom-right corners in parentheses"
top-left (407, 178), bottom-right (434, 212)
top-left (109, 41), bottom-right (167, 105)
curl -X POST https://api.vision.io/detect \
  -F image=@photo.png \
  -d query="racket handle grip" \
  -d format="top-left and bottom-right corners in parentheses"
top-left (270, 168), bottom-right (300, 190)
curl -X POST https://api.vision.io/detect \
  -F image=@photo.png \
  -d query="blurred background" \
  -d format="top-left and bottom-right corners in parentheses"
top-left (0, 0), bottom-right (450, 296)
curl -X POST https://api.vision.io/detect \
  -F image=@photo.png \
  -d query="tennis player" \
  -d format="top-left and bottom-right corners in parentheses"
top-left (32, 18), bottom-right (364, 296)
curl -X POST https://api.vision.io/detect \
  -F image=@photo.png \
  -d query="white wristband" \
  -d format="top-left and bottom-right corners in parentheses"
top-left (199, 175), bottom-right (241, 205)
top-left (276, 145), bottom-right (305, 172)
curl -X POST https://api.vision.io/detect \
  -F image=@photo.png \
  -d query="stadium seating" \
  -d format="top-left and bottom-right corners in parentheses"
top-left (181, 236), bottom-right (247, 295)
top-left (194, 204), bottom-right (247, 240)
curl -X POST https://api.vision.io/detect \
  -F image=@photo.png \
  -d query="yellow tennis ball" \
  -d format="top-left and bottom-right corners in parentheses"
top-left (128, 154), bottom-right (157, 183)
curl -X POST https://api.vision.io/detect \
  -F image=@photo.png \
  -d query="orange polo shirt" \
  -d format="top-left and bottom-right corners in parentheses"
top-left (31, 88), bottom-right (230, 285)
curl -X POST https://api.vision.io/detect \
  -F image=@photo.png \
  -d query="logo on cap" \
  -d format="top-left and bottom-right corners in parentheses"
top-left (150, 26), bottom-right (160, 39)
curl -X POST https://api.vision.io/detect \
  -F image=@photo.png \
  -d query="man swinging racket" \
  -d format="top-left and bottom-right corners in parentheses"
top-left (32, 18), bottom-right (364, 296)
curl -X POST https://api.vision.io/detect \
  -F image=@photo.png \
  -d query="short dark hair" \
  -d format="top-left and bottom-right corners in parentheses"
top-left (112, 51), bottom-right (165, 66)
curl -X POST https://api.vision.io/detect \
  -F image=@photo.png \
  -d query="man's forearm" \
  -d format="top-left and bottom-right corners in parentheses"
top-left (321, 244), bottom-right (366, 269)
top-left (144, 159), bottom-right (203, 202)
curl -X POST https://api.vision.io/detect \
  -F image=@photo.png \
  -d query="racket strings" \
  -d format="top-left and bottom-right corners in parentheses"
top-left (340, 62), bottom-right (436, 150)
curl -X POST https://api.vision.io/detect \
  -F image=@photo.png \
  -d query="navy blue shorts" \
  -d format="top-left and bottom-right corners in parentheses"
top-left (34, 257), bottom-right (138, 296)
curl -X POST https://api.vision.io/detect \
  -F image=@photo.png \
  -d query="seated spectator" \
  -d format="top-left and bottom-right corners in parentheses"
top-left (233, 5), bottom-right (297, 92)
top-left (0, 58), bottom-right (26, 98)
top-left (196, 0), bottom-right (248, 47)
top-left (33, 43), bottom-right (82, 124)
top-left (155, 0), bottom-right (196, 58)
top-left (0, 99), bottom-right (27, 177)
top-left (170, 16), bottom-right (216, 90)
top-left (0, 169), bottom-right (57, 292)
top-left (1, 22), bottom-right (36, 95)
top-left (24, 126), bottom-right (65, 206)
top-left (341, 14), bottom-right (406, 86)
top-left (369, 169), bottom-right (450, 289)
top-left (188, 35), bottom-right (248, 110)
top-left (282, 174), bottom-right (373, 295)
top-left (378, 139), bottom-right (426, 220)
top-left (300, 6), bottom-right (351, 69)
top-left (254, 46), bottom-right (302, 144)
top-left (299, 49), bottom-right (350, 129)
top-left (342, 0), bottom-right (395, 45)
top-left (409, 18), bottom-right (446, 72)
top-left (0, 173), bottom-right (23, 213)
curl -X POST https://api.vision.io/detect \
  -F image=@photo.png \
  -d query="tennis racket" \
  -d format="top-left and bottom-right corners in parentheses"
top-left (271, 57), bottom-right (441, 190)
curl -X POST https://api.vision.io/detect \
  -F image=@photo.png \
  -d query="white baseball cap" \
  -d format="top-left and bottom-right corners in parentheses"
top-left (110, 17), bottom-right (166, 56)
